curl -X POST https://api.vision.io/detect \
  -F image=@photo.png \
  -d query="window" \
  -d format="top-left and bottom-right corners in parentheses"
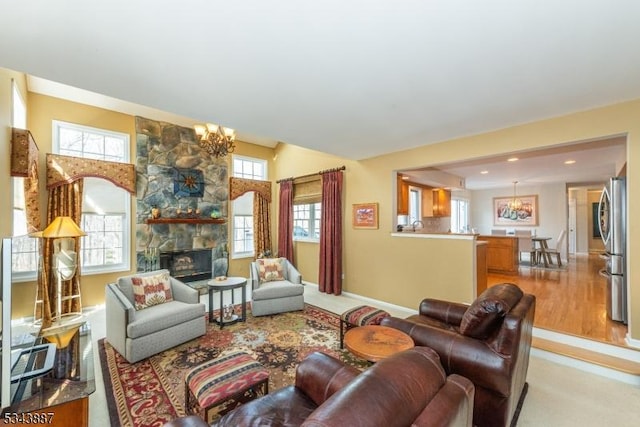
top-left (293, 203), bottom-right (321, 240)
top-left (231, 155), bottom-right (267, 258)
top-left (233, 215), bottom-right (254, 255)
top-left (451, 198), bottom-right (470, 233)
top-left (53, 121), bottom-right (130, 275)
top-left (408, 186), bottom-right (422, 224)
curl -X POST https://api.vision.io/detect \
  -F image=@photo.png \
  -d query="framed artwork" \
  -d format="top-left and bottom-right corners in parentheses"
top-left (173, 168), bottom-right (205, 197)
top-left (493, 195), bottom-right (538, 226)
top-left (352, 203), bottom-right (379, 229)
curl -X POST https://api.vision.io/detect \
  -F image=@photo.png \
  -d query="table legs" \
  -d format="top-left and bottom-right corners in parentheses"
top-left (208, 285), bottom-right (248, 329)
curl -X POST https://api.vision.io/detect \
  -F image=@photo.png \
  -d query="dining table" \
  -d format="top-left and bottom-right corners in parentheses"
top-left (531, 236), bottom-right (553, 267)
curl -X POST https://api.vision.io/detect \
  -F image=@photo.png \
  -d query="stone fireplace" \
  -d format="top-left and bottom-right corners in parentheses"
top-left (134, 116), bottom-right (229, 276)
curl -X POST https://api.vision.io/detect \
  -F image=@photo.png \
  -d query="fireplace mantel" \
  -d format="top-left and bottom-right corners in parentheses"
top-left (146, 218), bottom-right (226, 225)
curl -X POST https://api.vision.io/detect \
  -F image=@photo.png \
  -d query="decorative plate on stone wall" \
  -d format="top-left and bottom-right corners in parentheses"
top-left (173, 168), bottom-right (205, 197)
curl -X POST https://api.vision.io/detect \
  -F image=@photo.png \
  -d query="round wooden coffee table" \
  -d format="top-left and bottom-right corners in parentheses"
top-left (343, 325), bottom-right (414, 362)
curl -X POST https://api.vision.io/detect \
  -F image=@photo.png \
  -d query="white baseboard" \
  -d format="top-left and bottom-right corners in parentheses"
top-left (303, 281), bottom-right (417, 317)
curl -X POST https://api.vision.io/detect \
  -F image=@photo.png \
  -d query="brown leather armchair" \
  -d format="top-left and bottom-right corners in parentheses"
top-left (381, 283), bottom-right (535, 427)
top-left (203, 346), bottom-right (474, 427)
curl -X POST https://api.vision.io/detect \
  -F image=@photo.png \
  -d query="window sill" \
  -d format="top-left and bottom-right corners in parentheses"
top-left (231, 253), bottom-right (254, 260)
top-left (294, 237), bottom-right (319, 244)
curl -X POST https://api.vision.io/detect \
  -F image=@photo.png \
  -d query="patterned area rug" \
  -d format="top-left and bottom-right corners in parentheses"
top-left (98, 304), bottom-right (369, 427)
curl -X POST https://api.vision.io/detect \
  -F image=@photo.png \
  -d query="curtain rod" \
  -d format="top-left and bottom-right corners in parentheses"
top-left (276, 165), bottom-right (345, 183)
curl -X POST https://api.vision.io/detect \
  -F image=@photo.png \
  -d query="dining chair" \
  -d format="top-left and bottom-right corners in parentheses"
top-left (545, 230), bottom-right (567, 266)
top-left (514, 230), bottom-right (535, 262)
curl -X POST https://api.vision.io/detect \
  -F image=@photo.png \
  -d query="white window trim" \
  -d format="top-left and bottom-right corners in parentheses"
top-left (52, 121), bottom-right (131, 275)
top-left (231, 155), bottom-right (268, 258)
top-left (52, 120), bottom-right (130, 162)
top-left (293, 203), bottom-right (321, 243)
top-left (232, 154), bottom-right (268, 180)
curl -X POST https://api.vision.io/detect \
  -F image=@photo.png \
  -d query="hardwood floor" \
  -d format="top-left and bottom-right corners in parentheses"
top-left (488, 253), bottom-right (629, 347)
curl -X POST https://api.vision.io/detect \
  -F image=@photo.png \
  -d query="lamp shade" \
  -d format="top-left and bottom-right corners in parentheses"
top-left (41, 216), bottom-right (86, 238)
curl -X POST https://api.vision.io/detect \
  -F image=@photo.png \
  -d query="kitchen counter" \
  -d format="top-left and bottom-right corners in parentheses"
top-left (476, 235), bottom-right (519, 275)
top-left (392, 231), bottom-right (488, 296)
top-left (391, 231), bottom-right (479, 239)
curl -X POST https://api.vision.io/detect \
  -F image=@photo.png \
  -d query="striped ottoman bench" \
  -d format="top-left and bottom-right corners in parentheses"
top-left (185, 351), bottom-right (269, 423)
top-left (340, 305), bottom-right (390, 349)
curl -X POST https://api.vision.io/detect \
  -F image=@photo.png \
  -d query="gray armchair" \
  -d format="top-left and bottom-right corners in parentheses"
top-left (105, 269), bottom-right (206, 363)
top-left (250, 258), bottom-right (305, 316)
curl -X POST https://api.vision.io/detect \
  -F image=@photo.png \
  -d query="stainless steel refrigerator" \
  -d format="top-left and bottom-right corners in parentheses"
top-left (598, 177), bottom-right (627, 323)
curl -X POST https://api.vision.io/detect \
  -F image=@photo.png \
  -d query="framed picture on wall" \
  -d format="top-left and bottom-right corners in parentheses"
top-left (352, 203), bottom-right (379, 229)
top-left (493, 195), bottom-right (538, 226)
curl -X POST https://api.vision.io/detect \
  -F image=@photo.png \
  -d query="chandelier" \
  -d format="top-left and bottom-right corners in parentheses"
top-left (508, 181), bottom-right (523, 211)
top-left (194, 123), bottom-right (236, 157)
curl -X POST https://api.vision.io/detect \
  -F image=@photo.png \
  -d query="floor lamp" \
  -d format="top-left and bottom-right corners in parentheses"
top-left (35, 216), bottom-right (87, 347)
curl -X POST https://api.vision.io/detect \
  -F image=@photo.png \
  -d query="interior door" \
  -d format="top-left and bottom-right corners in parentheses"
top-left (568, 198), bottom-right (576, 254)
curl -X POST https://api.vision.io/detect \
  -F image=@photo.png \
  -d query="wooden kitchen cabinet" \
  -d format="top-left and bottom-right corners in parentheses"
top-left (432, 188), bottom-right (451, 216)
top-left (422, 188), bottom-right (451, 217)
top-left (478, 235), bottom-right (519, 275)
top-left (476, 241), bottom-right (488, 295)
top-left (397, 175), bottom-right (409, 215)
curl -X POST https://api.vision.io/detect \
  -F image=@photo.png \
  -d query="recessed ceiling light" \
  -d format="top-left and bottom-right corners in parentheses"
top-left (564, 160), bottom-right (576, 165)
top-left (507, 157), bottom-right (519, 162)
top-left (401, 175), bottom-right (409, 180)
top-left (480, 170), bottom-right (489, 174)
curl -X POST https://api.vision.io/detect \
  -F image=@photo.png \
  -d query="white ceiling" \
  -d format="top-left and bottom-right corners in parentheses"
top-left (400, 137), bottom-right (627, 190)
top-left (1, 1), bottom-right (637, 179)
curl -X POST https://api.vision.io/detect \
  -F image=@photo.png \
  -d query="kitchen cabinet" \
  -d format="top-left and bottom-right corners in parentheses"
top-left (397, 175), bottom-right (409, 215)
top-left (476, 241), bottom-right (488, 295)
top-left (422, 188), bottom-right (451, 217)
top-left (478, 235), bottom-right (519, 275)
top-left (397, 175), bottom-right (450, 217)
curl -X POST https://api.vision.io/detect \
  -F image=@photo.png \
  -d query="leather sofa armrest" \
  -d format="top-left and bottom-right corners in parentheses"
top-left (413, 374), bottom-right (475, 427)
top-left (170, 276), bottom-right (199, 304)
top-left (294, 352), bottom-right (359, 406)
top-left (105, 283), bottom-right (135, 357)
top-left (419, 299), bottom-right (468, 326)
top-left (386, 320), bottom-right (513, 395)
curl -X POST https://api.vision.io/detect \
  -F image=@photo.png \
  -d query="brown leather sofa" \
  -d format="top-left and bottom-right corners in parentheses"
top-left (165, 346), bottom-right (474, 427)
top-left (381, 283), bottom-right (535, 427)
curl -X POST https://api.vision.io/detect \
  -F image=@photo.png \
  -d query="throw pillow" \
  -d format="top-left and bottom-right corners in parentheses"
top-left (257, 257), bottom-right (286, 283)
top-left (131, 271), bottom-right (174, 310)
top-left (459, 283), bottom-right (523, 339)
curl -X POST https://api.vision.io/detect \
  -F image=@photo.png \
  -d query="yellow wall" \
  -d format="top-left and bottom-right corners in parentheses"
top-left (1, 69), bottom-right (27, 324)
top-left (273, 144), bottom-right (477, 307)
top-left (11, 93), bottom-right (138, 316)
top-left (4, 76), bottom-right (640, 342)
top-left (275, 100), bottom-right (640, 341)
top-left (0, 68), bottom-right (28, 238)
top-left (16, 93), bottom-right (275, 317)
top-left (226, 141), bottom-right (277, 279)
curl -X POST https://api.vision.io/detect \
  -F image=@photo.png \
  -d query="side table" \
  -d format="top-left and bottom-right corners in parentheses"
top-left (343, 325), bottom-right (414, 363)
top-left (207, 277), bottom-right (247, 329)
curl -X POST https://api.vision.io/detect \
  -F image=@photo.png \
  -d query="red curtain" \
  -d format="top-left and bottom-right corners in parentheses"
top-left (277, 180), bottom-right (294, 263)
top-left (319, 170), bottom-right (343, 294)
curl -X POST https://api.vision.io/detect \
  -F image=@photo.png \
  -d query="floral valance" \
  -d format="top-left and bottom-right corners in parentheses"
top-left (11, 127), bottom-right (39, 177)
top-left (47, 153), bottom-right (136, 194)
top-left (230, 177), bottom-right (272, 202)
